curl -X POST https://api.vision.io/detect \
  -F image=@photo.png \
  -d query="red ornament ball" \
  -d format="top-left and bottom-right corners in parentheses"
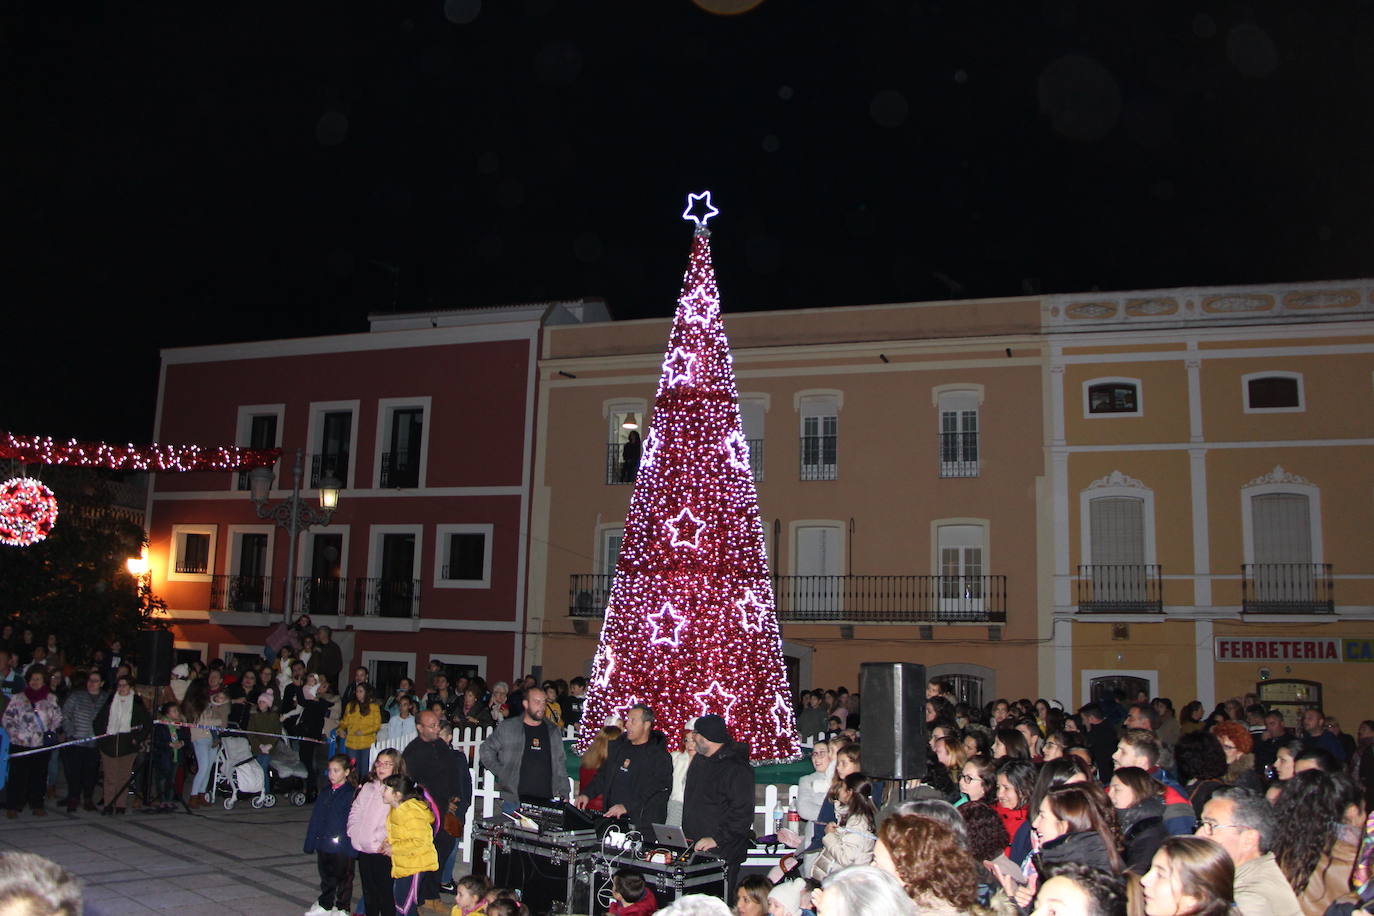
top-left (0, 477), bottom-right (59, 547)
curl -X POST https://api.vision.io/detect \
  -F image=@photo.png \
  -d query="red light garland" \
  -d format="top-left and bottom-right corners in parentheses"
top-left (0, 432), bottom-right (280, 472)
top-left (577, 196), bottom-right (800, 764)
top-left (0, 477), bottom-right (60, 547)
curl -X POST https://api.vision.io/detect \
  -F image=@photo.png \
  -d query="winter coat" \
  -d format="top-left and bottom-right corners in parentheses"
top-left (1, 690), bottom-right (63, 749)
top-left (809, 807), bottom-right (876, 880)
top-left (1148, 769), bottom-right (1198, 835)
top-left (1036, 829), bottom-right (1119, 875)
top-left (347, 780), bottom-right (392, 855)
top-left (308, 640), bottom-right (344, 688)
top-left (60, 689), bottom-right (107, 740)
top-left (1118, 797), bottom-right (1169, 875)
top-left (191, 692), bottom-right (231, 742)
top-left (1296, 835), bottom-right (1359, 916)
top-left (1225, 754), bottom-right (1266, 793)
top-left (92, 695), bottom-right (151, 757)
top-left (404, 736), bottom-right (473, 819)
top-left (478, 715), bottom-right (568, 804)
top-left (339, 704), bottom-right (381, 751)
top-left (387, 798), bottom-right (437, 878)
top-left (304, 779), bottom-right (358, 856)
top-left (608, 887), bottom-right (658, 916)
top-left (682, 740), bottom-right (755, 866)
top-left (246, 710), bottom-right (283, 755)
top-left (578, 730), bottom-right (672, 829)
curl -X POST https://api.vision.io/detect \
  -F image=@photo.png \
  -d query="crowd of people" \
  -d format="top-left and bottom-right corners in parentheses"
top-left (745, 680), bottom-right (1374, 916)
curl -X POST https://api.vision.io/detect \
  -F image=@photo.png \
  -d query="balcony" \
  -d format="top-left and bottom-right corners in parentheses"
top-left (353, 577), bottom-right (421, 618)
top-left (939, 431), bottom-right (979, 478)
top-left (1242, 563), bottom-right (1334, 614)
top-left (293, 576), bottom-right (346, 616)
top-left (1076, 565), bottom-right (1163, 613)
top-left (380, 451), bottom-right (419, 488)
top-left (310, 452), bottom-right (349, 488)
top-left (606, 443), bottom-right (638, 485)
top-left (800, 435), bottom-right (837, 481)
top-left (209, 574), bottom-right (272, 613)
top-left (569, 573), bottom-right (1007, 623)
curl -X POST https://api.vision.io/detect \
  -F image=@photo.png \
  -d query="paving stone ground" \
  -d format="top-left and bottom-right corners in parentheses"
top-left (0, 801), bottom-right (324, 916)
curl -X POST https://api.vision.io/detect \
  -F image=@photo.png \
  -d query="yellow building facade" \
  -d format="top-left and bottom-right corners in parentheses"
top-left (525, 278), bottom-right (1374, 725)
top-left (1045, 280), bottom-right (1374, 725)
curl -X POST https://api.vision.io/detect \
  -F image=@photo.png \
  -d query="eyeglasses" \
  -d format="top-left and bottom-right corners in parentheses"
top-left (960, 774), bottom-right (978, 783)
top-left (1196, 820), bottom-right (1248, 835)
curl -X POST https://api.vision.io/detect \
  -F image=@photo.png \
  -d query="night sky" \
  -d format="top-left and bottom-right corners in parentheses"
top-left (8, 2), bottom-right (1373, 444)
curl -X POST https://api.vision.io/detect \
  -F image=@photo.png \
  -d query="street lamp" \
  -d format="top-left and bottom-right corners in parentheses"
top-left (248, 447), bottom-right (341, 624)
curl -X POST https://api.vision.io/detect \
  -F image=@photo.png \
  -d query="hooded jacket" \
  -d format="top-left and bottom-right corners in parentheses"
top-left (1036, 829), bottom-right (1120, 875)
top-left (580, 729), bottom-right (673, 830)
top-left (1118, 796), bottom-right (1169, 875)
top-left (303, 779), bottom-right (358, 857)
top-left (682, 740), bottom-right (755, 865)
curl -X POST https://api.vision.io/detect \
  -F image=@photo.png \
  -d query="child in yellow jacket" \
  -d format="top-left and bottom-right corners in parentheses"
top-left (382, 774), bottom-right (437, 916)
top-left (338, 684), bottom-right (382, 775)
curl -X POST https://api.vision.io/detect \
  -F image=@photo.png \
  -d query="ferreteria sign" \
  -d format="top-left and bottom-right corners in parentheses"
top-left (1214, 637), bottom-right (1341, 662)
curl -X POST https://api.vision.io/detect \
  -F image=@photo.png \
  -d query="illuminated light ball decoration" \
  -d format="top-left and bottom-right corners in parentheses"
top-left (0, 477), bottom-right (59, 547)
top-left (578, 191), bottom-right (800, 764)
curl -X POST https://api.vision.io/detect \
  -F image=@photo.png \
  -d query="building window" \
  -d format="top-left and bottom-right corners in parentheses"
top-left (1085, 380), bottom-right (1141, 416)
top-left (433, 523), bottom-right (493, 589)
top-left (936, 389), bottom-right (980, 478)
top-left (375, 397), bottom-right (431, 489)
top-left (169, 525), bottom-right (217, 581)
top-left (936, 524), bottom-right (985, 619)
top-left (797, 392), bottom-right (840, 481)
top-left (605, 399), bottom-right (647, 485)
top-left (234, 404), bottom-right (284, 490)
top-left (216, 528), bottom-right (271, 612)
top-left (307, 401), bottom-right (360, 489)
top-left (1243, 373), bottom-right (1303, 413)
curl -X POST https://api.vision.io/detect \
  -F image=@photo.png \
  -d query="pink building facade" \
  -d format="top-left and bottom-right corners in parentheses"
top-left (145, 301), bottom-right (607, 692)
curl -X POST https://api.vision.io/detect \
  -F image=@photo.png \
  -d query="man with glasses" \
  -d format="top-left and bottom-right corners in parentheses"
top-left (1195, 787), bottom-right (1300, 916)
top-left (59, 670), bottom-right (108, 812)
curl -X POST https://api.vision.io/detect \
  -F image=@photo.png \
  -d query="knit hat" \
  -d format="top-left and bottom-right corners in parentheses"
top-left (768, 879), bottom-right (805, 916)
top-left (693, 714), bottom-right (730, 744)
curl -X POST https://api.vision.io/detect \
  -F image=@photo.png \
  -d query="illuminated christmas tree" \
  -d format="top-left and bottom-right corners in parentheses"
top-left (578, 192), bottom-right (799, 764)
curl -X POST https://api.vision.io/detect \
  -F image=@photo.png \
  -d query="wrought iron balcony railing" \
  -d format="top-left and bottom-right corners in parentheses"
top-left (209, 574), bottom-right (272, 613)
top-left (1242, 563), bottom-right (1334, 614)
top-left (607, 439), bottom-right (764, 484)
top-left (353, 577), bottom-right (421, 618)
top-left (800, 435), bottom-right (837, 481)
top-left (380, 450), bottom-right (419, 488)
top-left (939, 431), bottom-right (980, 478)
top-left (1076, 564), bottom-right (1163, 613)
top-left (294, 576), bottom-right (345, 616)
top-left (310, 452), bottom-right (349, 488)
top-left (569, 573), bottom-right (1006, 623)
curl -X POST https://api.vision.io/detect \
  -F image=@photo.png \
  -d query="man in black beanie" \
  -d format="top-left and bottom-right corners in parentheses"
top-left (681, 714), bottom-right (754, 894)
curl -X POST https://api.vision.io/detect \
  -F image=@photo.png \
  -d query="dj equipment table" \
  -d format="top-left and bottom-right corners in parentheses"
top-left (582, 850), bottom-right (728, 914)
top-left (472, 818), bottom-right (600, 915)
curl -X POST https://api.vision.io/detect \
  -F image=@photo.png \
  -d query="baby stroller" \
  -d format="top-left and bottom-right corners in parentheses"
top-left (267, 737), bottom-right (310, 807)
top-left (210, 735), bottom-right (275, 810)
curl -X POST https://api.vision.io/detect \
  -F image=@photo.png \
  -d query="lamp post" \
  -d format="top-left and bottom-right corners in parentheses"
top-left (248, 448), bottom-right (341, 625)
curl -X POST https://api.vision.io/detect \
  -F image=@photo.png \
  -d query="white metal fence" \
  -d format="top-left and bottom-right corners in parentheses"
top-left (364, 725), bottom-right (822, 866)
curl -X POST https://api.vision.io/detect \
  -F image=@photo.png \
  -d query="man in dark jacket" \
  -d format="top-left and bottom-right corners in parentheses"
top-left (308, 626), bottom-right (344, 693)
top-left (1079, 702), bottom-right (1118, 782)
top-left (574, 704), bottom-right (672, 830)
top-left (681, 714), bottom-right (754, 894)
top-left (403, 711), bottom-right (473, 908)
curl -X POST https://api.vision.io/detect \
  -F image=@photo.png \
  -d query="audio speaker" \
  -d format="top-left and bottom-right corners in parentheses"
top-left (137, 630), bottom-right (174, 686)
top-left (859, 661), bottom-right (926, 780)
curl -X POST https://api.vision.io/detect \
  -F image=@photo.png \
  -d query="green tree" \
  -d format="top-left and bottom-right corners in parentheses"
top-left (0, 467), bottom-right (167, 663)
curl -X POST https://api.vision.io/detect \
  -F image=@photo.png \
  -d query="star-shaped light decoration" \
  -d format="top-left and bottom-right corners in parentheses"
top-left (722, 430), bottom-right (751, 473)
top-left (735, 588), bottom-right (768, 633)
top-left (640, 429), bottom-right (660, 469)
top-left (665, 506), bottom-right (706, 550)
top-left (593, 646), bottom-right (615, 688)
top-left (613, 695), bottom-right (642, 726)
top-left (663, 347), bottom-right (696, 388)
top-left (771, 692), bottom-right (792, 732)
top-left (693, 680), bottom-right (738, 718)
top-left (682, 190), bottom-right (719, 230)
top-left (647, 601), bottom-right (689, 647)
top-left (680, 288), bottom-right (720, 328)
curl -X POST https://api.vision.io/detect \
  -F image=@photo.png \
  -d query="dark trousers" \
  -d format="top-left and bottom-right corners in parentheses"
top-left (61, 746), bottom-right (101, 804)
top-left (316, 851), bottom-right (355, 911)
top-left (418, 830), bottom-right (454, 901)
top-left (356, 852), bottom-right (392, 916)
top-left (152, 756), bottom-right (179, 804)
top-left (393, 874), bottom-right (421, 916)
top-left (300, 739), bottom-right (322, 800)
top-left (6, 747), bottom-right (51, 812)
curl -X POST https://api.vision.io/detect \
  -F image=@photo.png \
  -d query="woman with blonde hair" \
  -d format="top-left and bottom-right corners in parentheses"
top-left (935, 735), bottom-right (969, 792)
top-left (577, 724), bottom-right (622, 812)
